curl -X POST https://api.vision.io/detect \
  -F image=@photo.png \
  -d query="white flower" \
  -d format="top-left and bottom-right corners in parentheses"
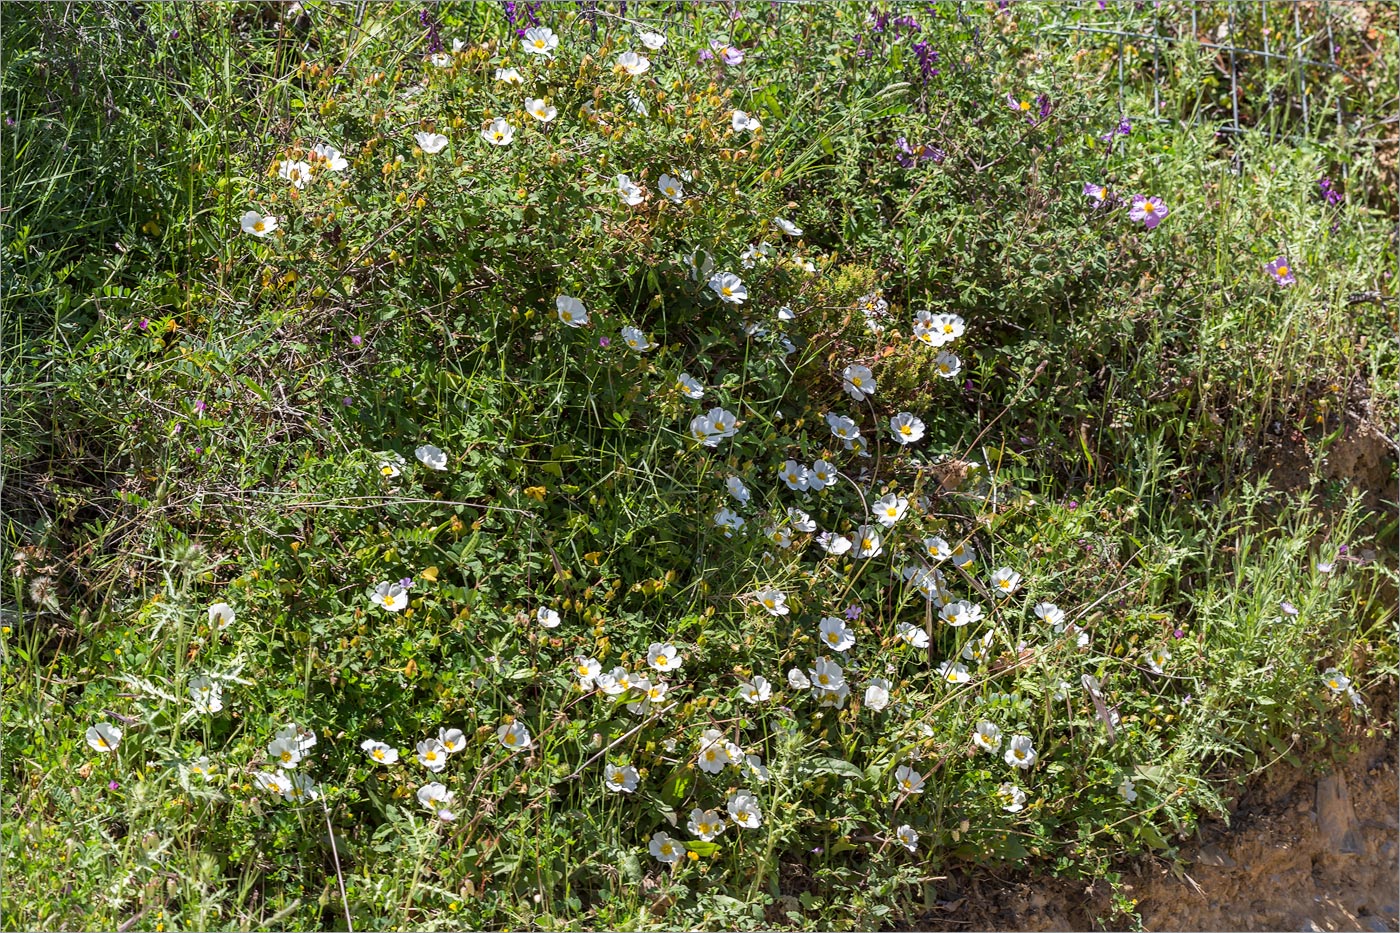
top-left (189, 675), bottom-right (224, 714)
top-left (688, 808), bottom-right (726, 841)
top-left (740, 242), bottom-right (770, 268)
top-left (521, 26), bottom-right (559, 57)
top-left (361, 739), bottom-right (399, 765)
top-left (934, 350), bottom-right (962, 379)
top-left (378, 453), bottom-right (405, 479)
top-left (896, 620), bottom-right (930, 649)
top-left (853, 525), bottom-right (882, 559)
top-left (872, 493), bottom-right (909, 527)
top-left (268, 736), bottom-right (303, 770)
top-left (698, 729), bottom-right (732, 774)
top-left (497, 721), bottom-right (532, 751)
top-left (826, 413), bottom-right (860, 441)
top-left (1145, 647), bottom-right (1171, 675)
top-left (1034, 602), bottom-right (1065, 626)
top-left (950, 540), bottom-right (976, 569)
top-left (990, 567), bottom-right (1022, 596)
top-left (86, 723), bottom-right (122, 753)
top-left (731, 109), bottom-right (761, 132)
top-left (708, 271), bottom-right (747, 304)
top-left (481, 119), bottom-right (514, 146)
top-left (615, 51), bottom-right (650, 75)
top-left (912, 310), bottom-right (966, 347)
top-left (415, 738), bottom-right (448, 772)
top-left (842, 364), bottom-right (876, 401)
top-left (727, 791), bottom-right (762, 828)
top-left (615, 174), bottom-right (645, 206)
top-left (572, 656), bottom-right (602, 690)
top-left (738, 676), bottom-right (772, 704)
top-left (818, 617), bottom-right (855, 652)
top-left (417, 782), bottom-right (456, 821)
top-left (776, 306), bottom-right (796, 323)
top-left (253, 771), bottom-right (291, 795)
top-left (495, 66), bottom-right (524, 84)
top-left (864, 678), bottom-right (891, 711)
top-left (621, 325), bottom-right (653, 352)
top-left (816, 682), bottom-right (850, 708)
top-left (818, 532), bottom-right (852, 555)
top-left (894, 765), bottom-right (925, 795)
top-left (847, 435), bottom-right (871, 457)
top-left (939, 600), bottom-right (984, 628)
top-left (537, 606), bottom-right (561, 629)
top-left (890, 412), bottom-right (926, 445)
top-left (961, 630), bottom-right (994, 664)
top-left (415, 444), bottom-right (448, 470)
top-left (414, 131), bottom-right (449, 154)
top-left (1322, 668), bottom-right (1351, 693)
top-left (597, 667), bottom-right (634, 696)
top-left (998, 782), bottom-right (1027, 813)
top-left (430, 52), bottom-right (452, 68)
top-left (276, 723), bottom-right (316, 753)
top-left (720, 477), bottom-right (750, 507)
top-left (649, 830), bottom-right (682, 863)
top-left (786, 508), bottom-right (816, 533)
top-left (808, 657), bottom-right (845, 692)
top-left (657, 174), bottom-right (684, 204)
top-left (639, 30), bottom-right (666, 49)
top-left (208, 602), bottom-right (236, 630)
top-left (1118, 775), bottom-right (1138, 803)
top-left (626, 679), bottom-right (668, 716)
top-left (773, 217), bottom-right (803, 237)
top-left (895, 824), bottom-right (919, 852)
top-left (685, 248), bottom-right (715, 282)
top-left (972, 721), bottom-right (1001, 754)
top-left (714, 507), bottom-right (745, 536)
top-left (787, 667), bottom-right (811, 690)
top-left (647, 642), bottom-right (683, 672)
top-left (277, 159), bottom-right (312, 188)
top-left (555, 294), bottom-right (588, 327)
top-left (756, 588), bottom-right (788, 616)
top-left (371, 581), bottom-right (409, 613)
top-left (677, 373), bottom-right (705, 399)
top-left (240, 211), bottom-right (278, 237)
top-left (605, 762), bottom-right (640, 793)
top-left (1005, 734), bottom-right (1037, 769)
top-left (707, 407), bottom-right (739, 437)
top-left (525, 97), bottom-right (557, 122)
top-left (779, 459), bottom-right (810, 491)
top-left (791, 255), bottom-right (816, 274)
top-left (917, 537), bottom-right (949, 563)
top-left (937, 660), bottom-right (971, 684)
top-left (189, 756), bottom-right (215, 780)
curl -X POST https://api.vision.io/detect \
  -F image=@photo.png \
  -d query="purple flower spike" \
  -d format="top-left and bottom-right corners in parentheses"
top-left (1265, 256), bottom-right (1296, 286)
top-left (1129, 194), bottom-right (1168, 229)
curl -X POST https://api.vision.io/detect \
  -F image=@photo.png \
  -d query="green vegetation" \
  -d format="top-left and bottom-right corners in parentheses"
top-left (2, 2), bottom-right (1395, 930)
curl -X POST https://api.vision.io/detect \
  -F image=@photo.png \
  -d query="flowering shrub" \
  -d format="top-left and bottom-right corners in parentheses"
top-left (3, 2), bottom-right (1394, 930)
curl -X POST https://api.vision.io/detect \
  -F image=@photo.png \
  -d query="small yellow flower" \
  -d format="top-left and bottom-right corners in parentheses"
top-left (524, 486), bottom-right (547, 502)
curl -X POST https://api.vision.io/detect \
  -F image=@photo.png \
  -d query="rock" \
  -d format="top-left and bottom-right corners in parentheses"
top-left (1361, 918), bottom-right (1394, 933)
top-left (1194, 843), bottom-right (1237, 868)
top-left (1315, 773), bottom-right (1364, 855)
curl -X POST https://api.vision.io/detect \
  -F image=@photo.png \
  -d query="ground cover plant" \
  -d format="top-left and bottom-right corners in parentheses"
top-left (1, 2), bottom-right (1396, 930)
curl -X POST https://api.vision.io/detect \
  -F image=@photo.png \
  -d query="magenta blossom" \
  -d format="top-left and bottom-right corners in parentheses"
top-left (598, 336), bottom-right (610, 348)
top-left (1129, 195), bottom-right (1168, 229)
top-left (1265, 256), bottom-right (1296, 286)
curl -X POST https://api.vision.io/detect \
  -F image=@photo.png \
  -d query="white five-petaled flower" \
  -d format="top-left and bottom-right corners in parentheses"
top-left (808, 459), bottom-right (836, 491)
top-left (268, 735), bottom-right (303, 770)
top-left (497, 721), bottom-right (532, 752)
top-left (555, 294), bottom-right (588, 327)
top-left (573, 656), bottom-right (602, 689)
top-left (950, 540), bottom-right (976, 569)
top-left (361, 738), bottom-right (399, 765)
top-left (808, 657), bottom-right (845, 692)
top-left (780, 459), bottom-right (810, 491)
top-left (912, 310), bottom-right (966, 347)
top-left (525, 98), bottom-right (557, 123)
top-left (894, 764), bottom-right (926, 795)
top-left (708, 271), bottom-right (747, 304)
top-left (697, 729), bottom-right (732, 774)
top-left (923, 536), bottom-right (951, 562)
top-left (897, 620), bottom-right (930, 649)
top-left (731, 109), bottom-right (761, 132)
top-left (714, 507), bottom-right (745, 536)
top-left (1034, 602), bottom-right (1065, 626)
top-left (415, 444), bottom-right (448, 470)
top-left (755, 588), bottom-right (788, 616)
top-left (208, 602), bottom-right (235, 630)
top-left (1005, 734), bottom-right (1037, 769)
top-left (937, 660), bottom-right (972, 684)
top-left (416, 738), bottom-right (447, 772)
top-left (973, 720), bottom-right (1002, 753)
top-left (998, 782), bottom-right (1027, 812)
top-left (677, 373), bottom-right (705, 400)
top-left (189, 674), bottom-right (224, 714)
top-left (864, 677), bottom-right (892, 711)
top-left (537, 606), bottom-right (561, 629)
top-left (990, 567), bottom-right (1022, 596)
top-left (724, 476), bottom-right (750, 505)
top-left (818, 616), bottom-right (855, 652)
top-left (1146, 647), bottom-right (1171, 675)
top-left (415, 131), bottom-right (449, 154)
top-left (310, 143), bottom-right (348, 172)
top-left (873, 493), bottom-right (909, 527)
top-left (521, 26), bottom-right (558, 57)
top-left (939, 600), bottom-right (984, 628)
top-left (890, 412), bottom-right (926, 445)
top-left (727, 790), bottom-right (762, 828)
top-left (818, 531), bottom-right (852, 555)
top-left (1322, 668), bottom-right (1351, 693)
top-left (657, 174), bottom-right (684, 204)
top-left (277, 159), bottom-right (312, 188)
top-left (495, 67), bottom-right (524, 84)
top-left (787, 507), bottom-right (816, 533)
top-left (430, 52), bottom-right (451, 68)
top-left (961, 630), bottom-right (994, 663)
top-left (1119, 775), bottom-right (1138, 803)
top-left (896, 824), bottom-right (919, 852)
top-left (253, 771), bottom-right (291, 795)
top-left (649, 830), bottom-right (682, 863)
top-left (647, 642), bottom-right (682, 672)
top-left (772, 216), bottom-right (803, 237)
top-left (934, 350), bottom-right (962, 379)
top-left (738, 675), bottom-right (772, 704)
top-left (615, 174), bottom-right (645, 206)
top-left (605, 762), bottom-right (640, 793)
top-left (688, 807), bottom-right (725, 841)
top-left (372, 581), bottom-right (409, 613)
top-left (615, 51), bottom-right (651, 75)
top-left (417, 782), bottom-right (456, 821)
top-left (240, 211), bottom-right (278, 238)
top-left (842, 364), bottom-right (876, 401)
top-left (787, 668), bottom-right (811, 690)
top-left (826, 412), bottom-right (860, 441)
top-left (378, 453), bottom-right (405, 479)
top-left (853, 524), bottom-right (882, 559)
top-left (86, 722), bottom-right (122, 753)
top-left (621, 325), bottom-right (653, 352)
top-left (481, 119), bottom-right (514, 146)
top-left (639, 30), bottom-right (666, 49)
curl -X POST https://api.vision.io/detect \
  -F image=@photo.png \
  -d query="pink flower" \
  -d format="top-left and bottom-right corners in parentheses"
top-left (1129, 195), bottom-right (1168, 230)
top-left (1265, 256), bottom-right (1296, 286)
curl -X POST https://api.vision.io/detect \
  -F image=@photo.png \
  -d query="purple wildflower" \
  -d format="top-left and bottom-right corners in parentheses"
top-left (1066, 500), bottom-right (1079, 511)
top-left (109, 780), bottom-right (120, 790)
top-left (138, 318), bottom-right (149, 331)
top-left (912, 40), bottom-right (939, 80)
top-left (342, 397), bottom-right (353, 406)
top-left (399, 577), bottom-right (414, 590)
top-left (1129, 194), bottom-right (1168, 229)
top-left (896, 137), bottom-right (942, 168)
top-left (721, 46), bottom-right (745, 66)
top-left (845, 605), bottom-right (862, 621)
top-left (1173, 628), bottom-right (1185, 639)
top-left (1083, 182), bottom-right (1109, 208)
top-left (1265, 256), bottom-right (1296, 286)
top-left (351, 334), bottom-right (364, 346)
top-left (698, 47), bottom-right (715, 63)
top-left (1117, 117), bottom-right (1132, 135)
top-left (1280, 600), bottom-right (1298, 617)
top-left (1037, 94), bottom-right (1052, 120)
top-left (193, 400), bottom-right (207, 414)
top-left (599, 337), bottom-right (610, 348)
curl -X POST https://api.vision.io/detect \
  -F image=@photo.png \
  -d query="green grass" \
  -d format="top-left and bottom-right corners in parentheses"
top-left (2, 2), bottom-right (1396, 931)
